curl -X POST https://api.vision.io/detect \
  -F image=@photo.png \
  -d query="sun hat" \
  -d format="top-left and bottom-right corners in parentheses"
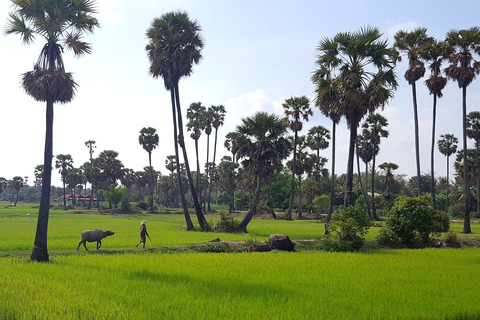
top-left (141, 220), bottom-right (148, 225)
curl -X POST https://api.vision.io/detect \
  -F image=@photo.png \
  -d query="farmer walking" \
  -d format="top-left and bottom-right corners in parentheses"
top-left (136, 220), bottom-right (151, 248)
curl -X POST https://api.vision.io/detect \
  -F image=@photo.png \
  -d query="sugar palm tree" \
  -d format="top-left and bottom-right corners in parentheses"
top-left (361, 113), bottom-right (389, 220)
top-left (139, 127), bottom-right (159, 212)
top-left (9, 176), bottom-right (24, 206)
top-left (422, 41), bottom-right (451, 208)
top-left (378, 162), bottom-right (399, 197)
top-left (444, 27), bottom-right (480, 233)
top-left (438, 134), bottom-right (458, 212)
top-left (85, 140), bottom-right (96, 209)
top-left (467, 111), bottom-right (480, 216)
top-left (234, 112), bottom-right (291, 232)
top-left (224, 131), bottom-right (241, 163)
top-left (96, 150), bottom-right (124, 187)
top-left (34, 164), bottom-right (44, 190)
top-left (394, 28), bottom-right (434, 195)
top-left (283, 96), bottom-right (313, 220)
top-left (208, 105), bottom-right (226, 212)
top-left (55, 154), bottom-right (74, 210)
top-left (146, 11), bottom-right (207, 230)
top-left (314, 26), bottom-right (397, 207)
top-left (5, 0), bottom-right (99, 261)
top-left (306, 125), bottom-right (330, 183)
top-left (203, 107), bottom-right (214, 211)
top-left (311, 65), bottom-right (342, 225)
top-left (187, 102), bottom-right (206, 202)
top-left (356, 134), bottom-right (374, 218)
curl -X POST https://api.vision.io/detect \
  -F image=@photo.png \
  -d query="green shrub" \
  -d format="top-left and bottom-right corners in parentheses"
top-left (313, 195), bottom-right (330, 213)
top-left (380, 196), bottom-right (436, 247)
top-left (320, 204), bottom-right (370, 252)
top-left (120, 197), bottom-right (131, 213)
top-left (234, 191), bottom-right (250, 211)
top-left (214, 212), bottom-right (240, 233)
top-left (448, 203), bottom-right (465, 218)
top-left (433, 210), bottom-right (450, 233)
top-left (137, 200), bottom-right (148, 210)
top-left (376, 227), bottom-right (401, 247)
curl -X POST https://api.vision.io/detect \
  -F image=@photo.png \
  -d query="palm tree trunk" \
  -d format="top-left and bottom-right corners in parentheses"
top-left (345, 123), bottom-right (357, 207)
top-left (297, 175), bottom-right (303, 219)
top-left (31, 97), bottom-right (54, 262)
top-left (174, 84), bottom-right (210, 231)
top-left (204, 133), bottom-right (210, 212)
top-left (170, 88), bottom-right (194, 230)
top-left (477, 144), bottom-right (480, 217)
top-left (236, 176), bottom-right (260, 232)
top-left (207, 128), bottom-right (219, 213)
top-left (195, 138), bottom-right (201, 206)
top-left (431, 94), bottom-right (437, 208)
top-left (462, 86), bottom-right (471, 234)
top-left (446, 155), bottom-right (450, 212)
top-left (287, 131), bottom-right (298, 219)
top-left (327, 121), bottom-right (336, 228)
top-left (149, 152), bottom-right (154, 212)
top-left (356, 142), bottom-right (371, 218)
top-left (412, 82), bottom-right (422, 195)
top-left (371, 148), bottom-right (378, 220)
top-left (63, 180), bottom-right (67, 210)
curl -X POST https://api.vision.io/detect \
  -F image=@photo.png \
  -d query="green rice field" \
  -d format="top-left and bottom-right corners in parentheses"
top-left (1, 204), bottom-right (480, 319)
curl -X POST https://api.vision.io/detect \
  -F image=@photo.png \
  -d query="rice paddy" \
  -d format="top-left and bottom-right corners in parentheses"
top-left (1, 204), bottom-right (480, 319)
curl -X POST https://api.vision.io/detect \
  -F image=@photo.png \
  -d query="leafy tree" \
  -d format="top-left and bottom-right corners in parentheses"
top-left (217, 156), bottom-right (239, 213)
top-left (361, 113), bottom-right (389, 220)
top-left (55, 154), bottom-right (73, 210)
top-left (445, 27), bottom-right (480, 233)
top-left (65, 168), bottom-right (83, 206)
top-left (422, 41), bottom-right (451, 207)
top-left (146, 11), bottom-right (208, 230)
top-left (283, 96), bottom-right (313, 219)
top-left (235, 112), bottom-right (291, 231)
top-left (34, 164), bottom-right (44, 190)
top-left (139, 127), bottom-right (159, 212)
top-left (467, 111), bottom-right (480, 216)
top-left (187, 102), bottom-right (206, 202)
top-left (314, 26), bottom-right (397, 208)
top-left (5, 0), bottom-right (99, 262)
top-left (9, 176), bottom-right (24, 206)
top-left (0, 177), bottom-right (7, 199)
top-left (208, 105), bottom-right (226, 212)
top-left (438, 134), bottom-right (458, 212)
top-left (394, 28), bottom-right (434, 194)
top-left (99, 184), bottom-right (126, 210)
top-left (121, 168), bottom-right (136, 198)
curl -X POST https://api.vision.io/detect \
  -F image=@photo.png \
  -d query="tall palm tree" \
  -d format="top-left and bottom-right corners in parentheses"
top-left (438, 134), bottom-right (458, 212)
top-left (5, 0), bottom-right (99, 262)
top-left (203, 107), bottom-right (214, 211)
top-left (55, 154), bottom-right (74, 210)
top-left (85, 140), bottom-right (96, 209)
top-left (283, 96), bottom-right (313, 219)
top-left (444, 27), bottom-right (480, 233)
top-left (34, 164), bottom-right (44, 190)
top-left (306, 125), bottom-right (330, 182)
top-left (234, 112), bottom-right (291, 231)
top-left (394, 28), bottom-right (434, 195)
top-left (314, 26), bottom-right (397, 207)
top-left (208, 105), bottom-right (226, 212)
top-left (311, 64), bottom-right (342, 226)
top-left (187, 102), bottom-right (206, 203)
top-left (378, 162), bottom-right (399, 197)
top-left (356, 134), bottom-right (374, 218)
top-left (224, 131), bottom-right (241, 163)
top-left (96, 150), bottom-right (124, 187)
top-left (139, 127), bottom-right (159, 212)
top-left (9, 176), bottom-right (24, 206)
top-left (467, 111), bottom-right (480, 216)
top-left (422, 41), bottom-right (451, 208)
top-left (146, 11), bottom-right (208, 230)
top-left (361, 113), bottom-right (389, 220)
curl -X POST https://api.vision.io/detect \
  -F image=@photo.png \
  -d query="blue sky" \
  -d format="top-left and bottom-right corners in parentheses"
top-left (1, 0), bottom-right (480, 187)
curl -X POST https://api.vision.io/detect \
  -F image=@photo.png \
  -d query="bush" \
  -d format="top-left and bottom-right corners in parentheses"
top-left (320, 204), bottom-right (370, 252)
top-left (376, 227), bottom-right (401, 247)
top-left (214, 212), bottom-right (240, 233)
top-left (448, 203), bottom-right (465, 218)
top-left (121, 196), bottom-right (131, 213)
top-left (234, 191), bottom-right (250, 211)
top-left (313, 195), bottom-right (330, 213)
top-left (433, 210), bottom-right (450, 233)
top-left (379, 196), bottom-right (437, 247)
top-left (137, 200), bottom-right (148, 210)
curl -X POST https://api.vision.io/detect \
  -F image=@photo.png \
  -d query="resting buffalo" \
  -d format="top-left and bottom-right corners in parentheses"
top-left (77, 229), bottom-right (115, 251)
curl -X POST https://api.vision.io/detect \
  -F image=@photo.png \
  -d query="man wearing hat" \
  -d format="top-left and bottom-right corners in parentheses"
top-left (136, 220), bottom-right (151, 248)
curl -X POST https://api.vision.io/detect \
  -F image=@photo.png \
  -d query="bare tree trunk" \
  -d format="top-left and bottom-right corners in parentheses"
top-left (412, 82), bottom-right (422, 195)
top-left (236, 176), bottom-right (260, 232)
top-left (462, 86), bottom-right (471, 233)
top-left (208, 129), bottom-right (219, 213)
top-left (371, 147), bottom-right (378, 220)
top-left (431, 94), bottom-right (437, 208)
top-left (326, 121), bottom-right (336, 235)
top-left (287, 131), bottom-right (298, 219)
top-left (356, 142), bottom-right (371, 218)
top-left (345, 123), bottom-right (357, 207)
top-left (31, 97), bottom-right (53, 262)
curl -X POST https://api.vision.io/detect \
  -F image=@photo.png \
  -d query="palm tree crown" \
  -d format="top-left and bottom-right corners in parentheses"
top-left (139, 127), bottom-right (160, 155)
